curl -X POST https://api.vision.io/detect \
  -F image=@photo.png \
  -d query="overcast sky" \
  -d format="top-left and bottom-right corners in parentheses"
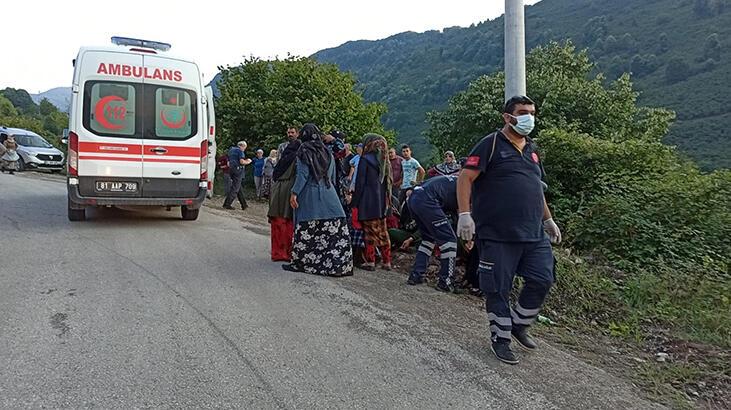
top-left (2, 0), bottom-right (540, 93)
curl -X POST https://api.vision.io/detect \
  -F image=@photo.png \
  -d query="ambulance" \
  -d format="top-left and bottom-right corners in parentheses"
top-left (66, 36), bottom-right (215, 221)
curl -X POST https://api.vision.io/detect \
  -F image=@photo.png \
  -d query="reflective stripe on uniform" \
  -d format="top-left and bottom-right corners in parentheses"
top-left (515, 302), bottom-right (541, 317)
top-left (511, 308), bottom-right (535, 325)
top-left (488, 313), bottom-right (511, 326)
top-left (418, 241), bottom-right (435, 255)
top-left (490, 324), bottom-right (511, 339)
top-left (440, 251), bottom-right (457, 259)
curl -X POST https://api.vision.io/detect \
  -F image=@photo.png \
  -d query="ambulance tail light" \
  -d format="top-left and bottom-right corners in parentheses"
top-left (200, 140), bottom-right (208, 181)
top-left (68, 131), bottom-right (79, 176)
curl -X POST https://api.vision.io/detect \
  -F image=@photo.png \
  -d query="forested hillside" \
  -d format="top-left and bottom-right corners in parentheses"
top-left (313, 0), bottom-right (730, 169)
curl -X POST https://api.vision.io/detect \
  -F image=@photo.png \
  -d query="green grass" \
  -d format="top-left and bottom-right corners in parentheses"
top-left (541, 249), bottom-right (731, 407)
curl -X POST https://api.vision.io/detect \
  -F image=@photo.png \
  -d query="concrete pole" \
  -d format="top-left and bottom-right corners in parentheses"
top-left (504, 0), bottom-right (526, 102)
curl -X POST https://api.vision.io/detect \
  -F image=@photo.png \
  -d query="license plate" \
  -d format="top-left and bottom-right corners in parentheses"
top-left (96, 181), bottom-right (138, 193)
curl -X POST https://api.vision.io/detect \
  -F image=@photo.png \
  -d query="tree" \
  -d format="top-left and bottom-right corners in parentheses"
top-left (703, 33), bottom-right (721, 61)
top-left (39, 98), bottom-right (56, 116)
top-left (426, 41), bottom-right (672, 156)
top-left (0, 95), bottom-right (17, 117)
top-left (0, 88), bottom-right (38, 115)
top-left (425, 40), bottom-right (729, 281)
top-left (657, 32), bottom-right (669, 54)
top-left (216, 56), bottom-right (393, 152)
top-left (664, 57), bottom-right (691, 83)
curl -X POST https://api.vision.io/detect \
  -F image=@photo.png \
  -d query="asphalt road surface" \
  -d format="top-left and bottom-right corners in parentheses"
top-left (0, 172), bottom-right (664, 409)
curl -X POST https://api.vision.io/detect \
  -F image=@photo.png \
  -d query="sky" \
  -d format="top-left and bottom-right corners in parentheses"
top-left (1, 0), bottom-right (540, 93)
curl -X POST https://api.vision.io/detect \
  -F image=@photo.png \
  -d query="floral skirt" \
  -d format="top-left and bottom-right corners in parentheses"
top-left (291, 218), bottom-right (353, 276)
top-left (261, 175), bottom-right (273, 197)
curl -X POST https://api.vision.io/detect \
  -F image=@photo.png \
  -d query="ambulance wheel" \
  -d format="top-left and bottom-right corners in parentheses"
top-left (181, 206), bottom-right (199, 221)
top-left (68, 205), bottom-right (86, 221)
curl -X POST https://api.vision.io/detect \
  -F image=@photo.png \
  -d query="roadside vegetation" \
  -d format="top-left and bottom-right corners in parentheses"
top-left (427, 41), bottom-right (730, 409)
top-left (0, 88), bottom-right (68, 147)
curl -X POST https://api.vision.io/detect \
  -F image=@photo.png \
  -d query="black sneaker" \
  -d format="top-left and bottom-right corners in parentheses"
top-left (407, 275), bottom-right (424, 285)
top-left (491, 342), bottom-right (519, 364)
top-left (435, 281), bottom-right (465, 294)
top-left (282, 264), bottom-right (303, 273)
top-left (222, 204), bottom-right (235, 209)
top-left (512, 328), bottom-right (538, 350)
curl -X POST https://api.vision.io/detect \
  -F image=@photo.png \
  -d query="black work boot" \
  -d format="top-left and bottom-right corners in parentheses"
top-left (491, 341), bottom-right (519, 365)
top-left (407, 274), bottom-right (424, 285)
top-left (512, 327), bottom-right (538, 350)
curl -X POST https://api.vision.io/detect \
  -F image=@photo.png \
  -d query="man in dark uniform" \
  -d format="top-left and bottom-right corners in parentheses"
top-left (223, 141), bottom-right (252, 210)
top-left (456, 95), bottom-right (562, 365)
top-left (406, 175), bottom-right (464, 293)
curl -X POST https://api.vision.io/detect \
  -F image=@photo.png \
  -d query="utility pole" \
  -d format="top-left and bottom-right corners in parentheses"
top-left (504, 0), bottom-right (526, 102)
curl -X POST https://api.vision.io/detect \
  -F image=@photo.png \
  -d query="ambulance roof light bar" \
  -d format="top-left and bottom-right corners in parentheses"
top-left (111, 36), bottom-right (171, 52)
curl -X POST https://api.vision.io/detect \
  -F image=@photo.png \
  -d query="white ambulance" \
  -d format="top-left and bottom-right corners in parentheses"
top-left (66, 36), bottom-right (214, 221)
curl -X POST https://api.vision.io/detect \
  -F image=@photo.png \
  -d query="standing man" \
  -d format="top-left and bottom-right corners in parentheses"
top-left (456, 95), bottom-right (561, 365)
top-left (277, 126), bottom-right (299, 161)
top-left (406, 175), bottom-right (462, 293)
top-left (399, 145), bottom-right (425, 204)
top-left (223, 141), bottom-right (252, 210)
top-left (388, 147), bottom-right (404, 203)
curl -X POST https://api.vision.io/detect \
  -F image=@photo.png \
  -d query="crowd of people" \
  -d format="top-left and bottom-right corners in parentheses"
top-left (217, 95), bottom-right (562, 365)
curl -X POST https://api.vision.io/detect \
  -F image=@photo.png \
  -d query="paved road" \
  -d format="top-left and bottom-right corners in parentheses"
top-left (0, 172), bottom-right (663, 409)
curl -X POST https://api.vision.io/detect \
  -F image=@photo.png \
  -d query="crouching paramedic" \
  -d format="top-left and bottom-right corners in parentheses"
top-left (456, 95), bottom-right (562, 365)
top-left (406, 175), bottom-right (462, 293)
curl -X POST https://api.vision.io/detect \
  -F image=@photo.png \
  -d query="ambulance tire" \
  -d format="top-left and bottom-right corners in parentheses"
top-left (181, 206), bottom-right (199, 221)
top-left (68, 204), bottom-right (86, 221)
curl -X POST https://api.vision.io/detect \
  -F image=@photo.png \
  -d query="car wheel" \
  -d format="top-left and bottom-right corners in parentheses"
top-left (17, 157), bottom-right (25, 172)
top-left (181, 206), bottom-right (199, 221)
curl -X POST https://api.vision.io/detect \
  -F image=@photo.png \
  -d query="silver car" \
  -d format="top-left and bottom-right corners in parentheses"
top-left (2, 128), bottom-right (65, 172)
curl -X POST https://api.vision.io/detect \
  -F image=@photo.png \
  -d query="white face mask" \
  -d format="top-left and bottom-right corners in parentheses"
top-left (508, 114), bottom-right (535, 136)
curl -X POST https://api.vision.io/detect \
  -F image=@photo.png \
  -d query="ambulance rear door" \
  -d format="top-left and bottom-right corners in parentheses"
top-left (140, 54), bottom-right (203, 198)
top-left (204, 85), bottom-right (216, 198)
top-left (78, 51), bottom-right (144, 198)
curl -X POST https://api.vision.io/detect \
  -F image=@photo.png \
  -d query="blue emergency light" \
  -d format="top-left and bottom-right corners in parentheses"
top-left (111, 36), bottom-right (171, 52)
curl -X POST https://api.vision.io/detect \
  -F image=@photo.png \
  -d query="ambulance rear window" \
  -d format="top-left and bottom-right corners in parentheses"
top-left (151, 87), bottom-right (195, 140)
top-left (85, 82), bottom-right (137, 137)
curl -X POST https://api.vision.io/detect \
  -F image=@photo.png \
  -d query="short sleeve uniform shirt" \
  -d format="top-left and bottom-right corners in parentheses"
top-left (228, 147), bottom-right (245, 173)
top-left (465, 131), bottom-right (545, 242)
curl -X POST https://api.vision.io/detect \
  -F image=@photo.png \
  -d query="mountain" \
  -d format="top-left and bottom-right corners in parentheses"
top-left (313, 0), bottom-right (731, 170)
top-left (31, 87), bottom-right (71, 113)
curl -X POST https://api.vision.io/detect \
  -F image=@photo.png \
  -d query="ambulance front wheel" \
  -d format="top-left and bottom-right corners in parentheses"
top-left (68, 203), bottom-right (86, 221)
top-left (181, 206), bottom-right (199, 221)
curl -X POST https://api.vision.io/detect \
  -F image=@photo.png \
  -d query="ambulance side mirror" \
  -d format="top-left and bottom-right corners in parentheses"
top-left (61, 129), bottom-right (69, 145)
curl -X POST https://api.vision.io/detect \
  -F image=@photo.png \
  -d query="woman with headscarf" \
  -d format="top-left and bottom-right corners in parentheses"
top-left (351, 133), bottom-right (393, 271)
top-left (260, 149), bottom-right (277, 199)
top-left (283, 124), bottom-right (353, 276)
top-left (428, 150), bottom-right (461, 177)
top-left (1, 134), bottom-right (20, 174)
top-left (268, 137), bottom-right (301, 262)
